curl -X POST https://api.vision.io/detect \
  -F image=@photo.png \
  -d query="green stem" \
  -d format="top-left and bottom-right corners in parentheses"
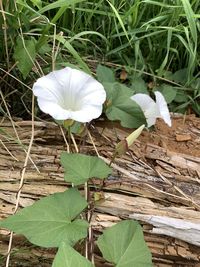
top-left (109, 151), bottom-right (117, 167)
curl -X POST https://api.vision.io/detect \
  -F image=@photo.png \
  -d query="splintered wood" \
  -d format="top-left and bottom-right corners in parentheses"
top-left (0, 115), bottom-right (200, 266)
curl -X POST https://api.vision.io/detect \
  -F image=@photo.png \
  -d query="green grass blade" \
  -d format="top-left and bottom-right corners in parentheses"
top-left (56, 35), bottom-right (91, 74)
top-left (142, 0), bottom-right (181, 8)
top-left (39, 0), bottom-right (85, 14)
top-left (106, 0), bottom-right (130, 43)
top-left (180, 0), bottom-right (197, 45)
top-left (158, 28), bottom-right (172, 75)
top-left (69, 30), bottom-right (107, 44)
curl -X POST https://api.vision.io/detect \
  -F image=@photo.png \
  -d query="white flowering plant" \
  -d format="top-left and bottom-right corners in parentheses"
top-left (0, 66), bottom-right (172, 266)
top-left (33, 67), bottom-right (106, 123)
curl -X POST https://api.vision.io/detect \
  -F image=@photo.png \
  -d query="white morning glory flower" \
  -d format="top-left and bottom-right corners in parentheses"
top-left (130, 91), bottom-right (171, 127)
top-left (33, 67), bottom-right (106, 123)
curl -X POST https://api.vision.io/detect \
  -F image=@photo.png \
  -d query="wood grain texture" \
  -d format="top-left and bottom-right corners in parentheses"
top-left (0, 116), bottom-right (200, 266)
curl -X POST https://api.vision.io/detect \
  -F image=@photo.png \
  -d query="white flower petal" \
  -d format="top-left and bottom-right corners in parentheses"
top-left (131, 92), bottom-right (171, 127)
top-left (33, 67), bottom-right (106, 123)
top-left (79, 79), bottom-right (106, 105)
top-left (155, 91), bottom-right (172, 127)
top-left (33, 75), bottom-right (63, 103)
top-left (70, 105), bottom-right (103, 123)
top-left (130, 93), bottom-right (156, 113)
top-left (131, 93), bottom-right (159, 127)
top-left (37, 98), bottom-right (70, 120)
top-left (146, 116), bottom-right (157, 128)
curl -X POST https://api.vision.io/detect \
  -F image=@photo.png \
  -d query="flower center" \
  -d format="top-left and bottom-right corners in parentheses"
top-left (59, 97), bottom-right (82, 112)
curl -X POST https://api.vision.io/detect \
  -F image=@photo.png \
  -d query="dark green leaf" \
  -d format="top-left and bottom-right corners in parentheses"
top-left (162, 70), bottom-right (173, 80)
top-left (13, 37), bottom-right (36, 79)
top-left (174, 90), bottom-right (189, 103)
top-left (38, 43), bottom-right (52, 55)
top-left (171, 69), bottom-right (188, 84)
top-left (53, 242), bottom-right (94, 267)
top-left (97, 220), bottom-right (152, 267)
top-left (104, 82), bottom-right (146, 128)
top-left (96, 65), bottom-right (115, 83)
top-left (131, 76), bottom-right (148, 94)
top-left (1, 188), bottom-right (88, 247)
top-left (61, 153), bottom-right (112, 185)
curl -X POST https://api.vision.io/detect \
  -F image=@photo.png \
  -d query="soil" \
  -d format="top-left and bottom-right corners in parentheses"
top-left (99, 113), bottom-right (200, 158)
top-left (140, 114), bottom-right (200, 158)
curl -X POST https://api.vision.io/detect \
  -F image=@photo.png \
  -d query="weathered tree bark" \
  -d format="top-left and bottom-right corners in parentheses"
top-left (0, 116), bottom-right (200, 266)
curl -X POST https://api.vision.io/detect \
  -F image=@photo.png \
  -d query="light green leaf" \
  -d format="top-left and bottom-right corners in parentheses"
top-left (53, 242), bottom-right (94, 267)
top-left (115, 125), bottom-right (145, 156)
top-left (61, 153), bottom-right (112, 185)
top-left (0, 188), bottom-right (88, 247)
top-left (13, 37), bottom-right (36, 79)
top-left (96, 65), bottom-right (115, 83)
top-left (97, 220), bottom-right (152, 267)
top-left (104, 82), bottom-right (146, 128)
top-left (126, 124), bottom-right (145, 147)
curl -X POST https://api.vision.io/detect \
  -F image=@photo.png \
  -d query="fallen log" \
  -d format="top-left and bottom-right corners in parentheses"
top-left (0, 115), bottom-right (200, 266)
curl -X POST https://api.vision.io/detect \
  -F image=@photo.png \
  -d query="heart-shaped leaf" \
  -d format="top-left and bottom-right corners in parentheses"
top-left (96, 64), bottom-right (115, 83)
top-left (0, 188), bottom-right (88, 247)
top-left (14, 37), bottom-right (36, 79)
top-left (97, 220), bottom-right (152, 267)
top-left (61, 153), bottom-right (112, 185)
top-left (104, 82), bottom-right (146, 128)
top-left (171, 68), bottom-right (188, 84)
top-left (52, 242), bottom-right (94, 267)
top-left (131, 76), bottom-right (148, 94)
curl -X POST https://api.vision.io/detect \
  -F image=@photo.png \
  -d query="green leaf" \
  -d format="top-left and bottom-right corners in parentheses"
top-left (162, 70), bottom-right (173, 80)
top-left (131, 76), bottom-right (148, 94)
top-left (0, 188), bottom-right (88, 247)
top-left (154, 84), bottom-right (177, 103)
top-left (126, 124), bottom-right (145, 147)
top-left (13, 37), bottom-right (36, 79)
top-left (115, 125), bottom-right (145, 156)
top-left (97, 220), bottom-right (152, 267)
top-left (104, 82), bottom-right (146, 128)
top-left (174, 90), bottom-right (189, 103)
top-left (70, 122), bottom-right (85, 135)
top-left (171, 69), bottom-right (188, 84)
top-left (61, 153), bottom-right (112, 185)
top-left (38, 43), bottom-right (52, 55)
top-left (96, 65), bottom-right (115, 83)
top-left (53, 242), bottom-right (94, 267)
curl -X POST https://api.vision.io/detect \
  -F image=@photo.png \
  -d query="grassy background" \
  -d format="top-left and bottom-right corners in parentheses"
top-left (0, 0), bottom-right (200, 118)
